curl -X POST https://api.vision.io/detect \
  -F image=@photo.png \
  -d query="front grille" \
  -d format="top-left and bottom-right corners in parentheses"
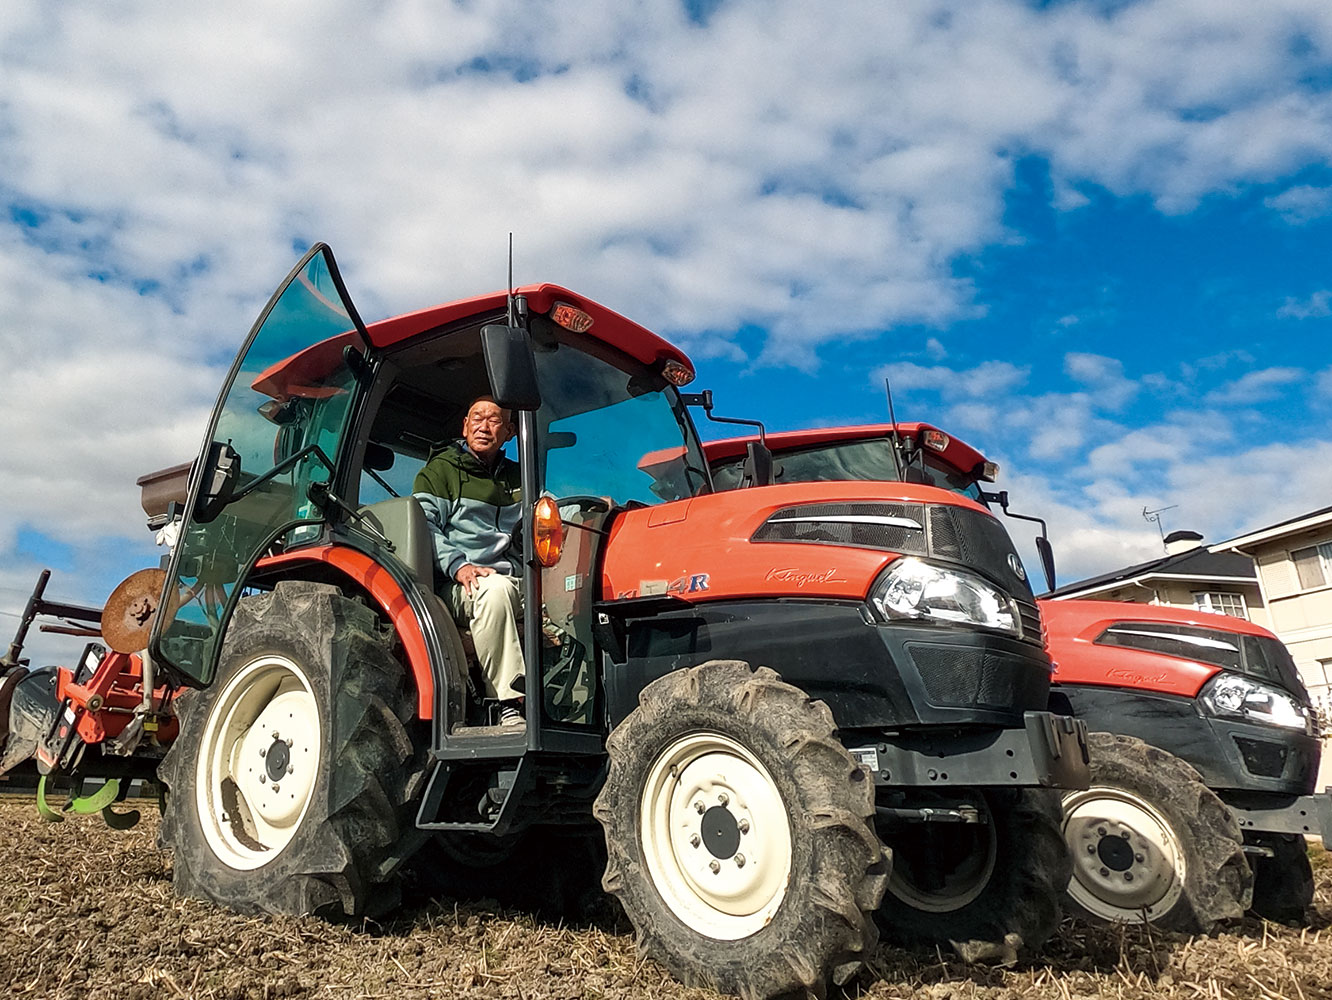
top-left (1015, 597), bottom-right (1041, 643)
top-left (1234, 736), bottom-right (1288, 778)
top-left (905, 642), bottom-right (1048, 711)
top-left (753, 502), bottom-right (929, 555)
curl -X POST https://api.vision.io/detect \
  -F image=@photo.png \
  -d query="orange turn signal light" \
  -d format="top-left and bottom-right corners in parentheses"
top-left (660, 359), bottom-right (695, 386)
top-left (534, 495), bottom-right (564, 567)
top-left (922, 429), bottom-right (950, 452)
top-left (551, 302), bottom-right (594, 333)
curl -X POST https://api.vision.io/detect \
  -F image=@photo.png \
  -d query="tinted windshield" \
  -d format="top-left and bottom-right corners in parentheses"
top-left (536, 341), bottom-right (708, 504)
top-left (712, 437), bottom-right (983, 501)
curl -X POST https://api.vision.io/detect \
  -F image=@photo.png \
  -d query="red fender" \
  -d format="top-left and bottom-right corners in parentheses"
top-left (257, 546), bottom-right (435, 718)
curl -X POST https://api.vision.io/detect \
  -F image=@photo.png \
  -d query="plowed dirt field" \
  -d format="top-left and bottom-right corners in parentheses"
top-left (1, 797), bottom-right (1328, 1000)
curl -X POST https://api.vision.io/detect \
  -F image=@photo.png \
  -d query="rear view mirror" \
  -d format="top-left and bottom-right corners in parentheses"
top-left (194, 441), bottom-right (241, 524)
top-left (1035, 536), bottom-right (1057, 593)
top-left (481, 325), bottom-right (541, 411)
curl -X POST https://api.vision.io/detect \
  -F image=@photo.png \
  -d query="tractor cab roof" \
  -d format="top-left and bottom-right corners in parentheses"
top-left (703, 422), bottom-right (991, 481)
top-left (253, 283), bottom-right (694, 402)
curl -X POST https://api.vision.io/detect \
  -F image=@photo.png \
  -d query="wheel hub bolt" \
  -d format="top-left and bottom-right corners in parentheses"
top-left (285, 738), bottom-right (294, 748)
top-left (259, 748), bottom-right (266, 758)
top-left (695, 801), bottom-right (706, 815)
top-left (690, 834), bottom-right (701, 848)
top-left (717, 792), bottom-right (729, 806)
top-left (1097, 827), bottom-right (1107, 838)
top-left (287, 766), bottom-right (294, 776)
top-left (271, 783), bottom-right (280, 793)
top-left (735, 854), bottom-right (746, 868)
top-left (272, 731), bottom-right (280, 740)
top-left (738, 819), bottom-right (750, 834)
top-left (1135, 853), bottom-right (1145, 863)
top-left (1099, 867), bottom-right (1109, 877)
top-left (259, 774), bottom-right (267, 784)
top-left (709, 860), bottom-right (721, 874)
top-left (1087, 844), bottom-right (1096, 854)
top-left (1124, 872), bottom-right (1133, 882)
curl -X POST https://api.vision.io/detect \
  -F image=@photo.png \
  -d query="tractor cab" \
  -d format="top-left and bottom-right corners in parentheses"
top-left (149, 245), bottom-right (711, 761)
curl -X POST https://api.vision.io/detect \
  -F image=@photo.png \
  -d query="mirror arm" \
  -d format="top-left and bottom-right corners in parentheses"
top-left (982, 490), bottom-right (1057, 591)
top-left (305, 481), bottom-right (396, 551)
top-left (680, 390), bottom-right (767, 443)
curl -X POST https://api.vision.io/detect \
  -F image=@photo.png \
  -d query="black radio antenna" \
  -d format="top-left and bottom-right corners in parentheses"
top-left (506, 232), bottom-right (515, 326)
top-left (883, 378), bottom-right (905, 480)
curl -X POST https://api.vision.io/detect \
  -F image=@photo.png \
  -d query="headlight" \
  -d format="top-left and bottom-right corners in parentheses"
top-left (869, 557), bottom-right (1019, 636)
top-left (1199, 672), bottom-right (1312, 732)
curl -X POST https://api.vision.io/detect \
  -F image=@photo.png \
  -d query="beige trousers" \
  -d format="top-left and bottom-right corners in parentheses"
top-left (445, 573), bottom-right (525, 701)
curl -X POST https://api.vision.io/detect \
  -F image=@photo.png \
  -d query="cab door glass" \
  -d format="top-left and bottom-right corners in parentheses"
top-left (153, 247), bottom-right (363, 686)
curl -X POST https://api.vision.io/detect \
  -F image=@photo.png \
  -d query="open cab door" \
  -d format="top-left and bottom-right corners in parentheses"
top-left (150, 244), bottom-right (368, 688)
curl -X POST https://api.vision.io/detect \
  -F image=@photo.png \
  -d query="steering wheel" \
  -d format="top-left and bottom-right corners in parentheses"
top-left (555, 495), bottom-right (612, 513)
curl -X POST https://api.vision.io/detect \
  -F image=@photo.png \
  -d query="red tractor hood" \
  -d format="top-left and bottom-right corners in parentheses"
top-left (600, 480), bottom-right (991, 604)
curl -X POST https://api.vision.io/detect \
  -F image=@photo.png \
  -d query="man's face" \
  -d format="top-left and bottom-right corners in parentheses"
top-left (463, 399), bottom-right (513, 462)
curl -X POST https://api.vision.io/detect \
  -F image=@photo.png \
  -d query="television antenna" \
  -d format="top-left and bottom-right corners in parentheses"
top-left (1142, 504), bottom-right (1178, 551)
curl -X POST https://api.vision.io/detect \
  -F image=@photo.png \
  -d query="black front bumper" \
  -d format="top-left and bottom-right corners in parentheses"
top-left (846, 711), bottom-right (1090, 790)
top-left (1222, 790), bottom-right (1332, 845)
top-left (605, 598), bottom-right (1054, 730)
top-left (1056, 684), bottom-right (1321, 796)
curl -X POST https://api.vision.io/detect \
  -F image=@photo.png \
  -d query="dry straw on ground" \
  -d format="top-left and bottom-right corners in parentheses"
top-left (0, 798), bottom-right (1327, 1000)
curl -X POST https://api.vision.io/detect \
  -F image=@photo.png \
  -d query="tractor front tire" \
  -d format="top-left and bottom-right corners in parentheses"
top-left (158, 581), bottom-right (425, 918)
top-left (1247, 833), bottom-right (1314, 925)
top-left (594, 660), bottom-right (888, 1000)
top-left (1062, 733), bottom-right (1251, 932)
top-left (875, 788), bottom-right (1070, 961)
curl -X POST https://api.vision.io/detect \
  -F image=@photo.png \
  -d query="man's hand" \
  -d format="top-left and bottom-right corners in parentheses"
top-left (454, 563), bottom-right (495, 595)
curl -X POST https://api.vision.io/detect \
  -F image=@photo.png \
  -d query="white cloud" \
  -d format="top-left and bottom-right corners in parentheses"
top-left (1064, 352), bottom-right (1138, 409)
top-left (1277, 289), bottom-right (1332, 319)
top-left (1265, 184), bottom-right (1332, 225)
top-left (871, 360), bottom-right (1031, 399)
top-left (1204, 366), bottom-right (1306, 404)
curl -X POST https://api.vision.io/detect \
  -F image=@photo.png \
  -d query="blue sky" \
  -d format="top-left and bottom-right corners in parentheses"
top-left (1, 1), bottom-right (1331, 668)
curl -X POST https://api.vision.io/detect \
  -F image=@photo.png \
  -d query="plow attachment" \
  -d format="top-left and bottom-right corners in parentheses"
top-left (1, 569), bottom-right (178, 827)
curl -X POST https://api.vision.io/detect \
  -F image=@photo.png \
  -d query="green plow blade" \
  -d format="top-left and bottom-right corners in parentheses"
top-left (68, 778), bottom-right (121, 814)
top-left (35, 775), bottom-right (65, 823)
top-left (35, 776), bottom-right (139, 828)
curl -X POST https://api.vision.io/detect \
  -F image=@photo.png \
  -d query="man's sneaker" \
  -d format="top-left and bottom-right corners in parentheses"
top-left (499, 703), bottom-right (524, 728)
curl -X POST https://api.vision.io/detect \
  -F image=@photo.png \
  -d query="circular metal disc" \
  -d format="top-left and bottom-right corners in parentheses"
top-left (103, 568), bottom-right (168, 653)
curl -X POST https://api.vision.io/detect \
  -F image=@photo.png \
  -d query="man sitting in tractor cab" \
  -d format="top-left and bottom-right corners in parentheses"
top-left (413, 397), bottom-right (525, 727)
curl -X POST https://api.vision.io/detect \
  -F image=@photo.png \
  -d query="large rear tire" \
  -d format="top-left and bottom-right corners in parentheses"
top-left (594, 660), bottom-right (888, 1000)
top-left (1061, 733), bottom-right (1251, 932)
top-left (875, 787), bottom-right (1070, 960)
top-left (158, 581), bottom-right (426, 918)
top-left (1247, 832), bottom-right (1314, 925)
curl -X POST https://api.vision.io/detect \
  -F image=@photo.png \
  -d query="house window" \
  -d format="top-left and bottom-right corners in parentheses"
top-left (1193, 591), bottom-right (1249, 620)
top-left (1291, 542), bottom-right (1332, 590)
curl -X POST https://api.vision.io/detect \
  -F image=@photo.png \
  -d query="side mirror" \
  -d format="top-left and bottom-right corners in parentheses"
top-left (743, 441), bottom-right (773, 487)
top-left (194, 441), bottom-right (241, 524)
top-left (481, 325), bottom-right (541, 411)
top-left (1035, 536), bottom-right (1057, 593)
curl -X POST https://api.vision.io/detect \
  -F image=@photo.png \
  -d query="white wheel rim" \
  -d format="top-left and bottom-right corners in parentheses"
top-left (195, 654), bottom-right (322, 871)
top-left (887, 803), bottom-right (997, 913)
top-left (639, 732), bottom-right (792, 940)
top-left (1062, 786), bottom-right (1185, 922)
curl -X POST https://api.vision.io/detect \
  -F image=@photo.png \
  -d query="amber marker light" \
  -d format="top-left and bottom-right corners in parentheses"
top-left (551, 302), bottom-right (594, 333)
top-left (922, 428), bottom-right (950, 452)
top-left (660, 359), bottom-right (695, 386)
top-left (533, 495), bottom-right (565, 567)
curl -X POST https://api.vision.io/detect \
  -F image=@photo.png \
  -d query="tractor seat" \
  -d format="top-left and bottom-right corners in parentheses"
top-left (357, 496), bottom-right (470, 701)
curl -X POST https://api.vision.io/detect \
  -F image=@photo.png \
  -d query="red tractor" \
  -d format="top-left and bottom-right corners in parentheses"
top-left (703, 420), bottom-right (1329, 929)
top-left (0, 245), bottom-right (1090, 998)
